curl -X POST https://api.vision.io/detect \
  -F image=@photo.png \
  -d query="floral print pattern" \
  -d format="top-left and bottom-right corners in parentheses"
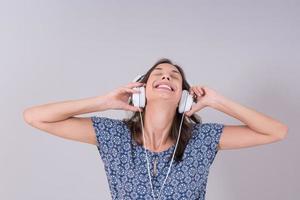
top-left (91, 116), bottom-right (224, 200)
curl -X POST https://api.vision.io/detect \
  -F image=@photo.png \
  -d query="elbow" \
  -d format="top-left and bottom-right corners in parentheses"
top-left (277, 124), bottom-right (289, 140)
top-left (23, 108), bottom-right (35, 125)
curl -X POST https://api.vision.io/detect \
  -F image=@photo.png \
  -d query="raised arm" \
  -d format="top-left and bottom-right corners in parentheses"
top-left (185, 85), bottom-right (288, 150)
top-left (23, 95), bottom-right (110, 145)
top-left (22, 81), bottom-right (144, 145)
top-left (212, 94), bottom-right (288, 150)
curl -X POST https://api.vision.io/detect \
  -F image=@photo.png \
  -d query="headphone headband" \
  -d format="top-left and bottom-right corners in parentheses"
top-left (132, 74), bottom-right (145, 82)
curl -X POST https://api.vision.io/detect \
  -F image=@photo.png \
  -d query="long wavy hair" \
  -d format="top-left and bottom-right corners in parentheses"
top-left (122, 58), bottom-right (202, 162)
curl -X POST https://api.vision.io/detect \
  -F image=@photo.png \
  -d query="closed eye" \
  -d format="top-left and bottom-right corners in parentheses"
top-left (153, 73), bottom-right (161, 76)
top-left (153, 73), bottom-right (179, 79)
top-left (171, 75), bottom-right (179, 79)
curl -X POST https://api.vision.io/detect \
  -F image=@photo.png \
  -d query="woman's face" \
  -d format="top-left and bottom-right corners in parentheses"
top-left (145, 63), bottom-right (183, 107)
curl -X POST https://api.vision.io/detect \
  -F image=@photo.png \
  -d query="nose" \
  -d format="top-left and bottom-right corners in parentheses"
top-left (161, 75), bottom-right (170, 81)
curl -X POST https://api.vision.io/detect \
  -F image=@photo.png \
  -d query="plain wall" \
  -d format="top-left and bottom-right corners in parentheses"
top-left (1, 0), bottom-right (299, 199)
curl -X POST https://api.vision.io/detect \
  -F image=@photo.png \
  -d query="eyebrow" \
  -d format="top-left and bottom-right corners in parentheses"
top-left (153, 67), bottom-right (180, 74)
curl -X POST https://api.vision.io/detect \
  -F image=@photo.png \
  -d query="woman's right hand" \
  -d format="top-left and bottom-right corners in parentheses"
top-left (104, 82), bottom-right (145, 112)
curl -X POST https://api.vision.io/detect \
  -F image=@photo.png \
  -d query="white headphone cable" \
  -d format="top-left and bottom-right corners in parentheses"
top-left (138, 110), bottom-right (185, 200)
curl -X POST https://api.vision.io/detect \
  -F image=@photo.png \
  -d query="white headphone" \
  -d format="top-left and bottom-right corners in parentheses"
top-left (131, 74), bottom-right (194, 113)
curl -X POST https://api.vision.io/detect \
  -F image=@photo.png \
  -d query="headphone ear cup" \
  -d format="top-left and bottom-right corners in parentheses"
top-left (132, 86), bottom-right (146, 108)
top-left (178, 90), bottom-right (193, 113)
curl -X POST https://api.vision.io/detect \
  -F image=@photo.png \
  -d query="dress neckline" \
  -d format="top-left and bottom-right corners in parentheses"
top-left (132, 138), bottom-right (176, 156)
top-left (122, 121), bottom-right (177, 156)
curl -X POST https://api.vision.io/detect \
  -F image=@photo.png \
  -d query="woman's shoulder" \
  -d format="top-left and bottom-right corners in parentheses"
top-left (191, 122), bottom-right (225, 140)
top-left (91, 115), bottom-right (126, 127)
top-left (193, 122), bottom-right (224, 131)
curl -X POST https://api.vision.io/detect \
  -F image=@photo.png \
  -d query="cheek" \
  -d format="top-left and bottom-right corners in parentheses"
top-left (178, 91), bottom-right (183, 98)
top-left (174, 90), bottom-right (182, 100)
top-left (145, 77), bottom-right (153, 86)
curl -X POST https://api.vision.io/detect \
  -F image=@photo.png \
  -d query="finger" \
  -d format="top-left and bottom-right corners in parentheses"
top-left (197, 86), bottom-right (205, 96)
top-left (201, 87), bottom-right (206, 95)
top-left (189, 87), bottom-right (195, 95)
top-left (185, 105), bottom-right (196, 117)
top-left (190, 88), bottom-right (197, 99)
top-left (189, 86), bottom-right (195, 92)
top-left (185, 109), bottom-right (193, 117)
top-left (132, 106), bottom-right (143, 112)
top-left (195, 86), bottom-right (205, 96)
top-left (124, 104), bottom-right (143, 112)
top-left (126, 82), bottom-right (145, 88)
top-left (190, 88), bottom-right (194, 96)
top-left (192, 87), bottom-right (201, 97)
top-left (124, 87), bottom-right (141, 94)
top-left (184, 111), bottom-right (191, 117)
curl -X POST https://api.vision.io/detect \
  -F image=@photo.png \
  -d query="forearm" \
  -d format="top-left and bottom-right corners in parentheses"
top-left (23, 95), bottom-right (110, 123)
top-left (211, 94), bottom-right (288, 138)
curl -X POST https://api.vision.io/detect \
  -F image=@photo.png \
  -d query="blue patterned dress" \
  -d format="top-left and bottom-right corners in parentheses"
top-left (91, 116), bottom-right (224, 200)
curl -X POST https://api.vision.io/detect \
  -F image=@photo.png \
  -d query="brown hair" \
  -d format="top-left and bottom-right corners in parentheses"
top-left (122, 57), bottom-right (202, 162)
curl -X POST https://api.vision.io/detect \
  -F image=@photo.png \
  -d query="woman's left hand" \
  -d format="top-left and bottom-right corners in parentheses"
top-left (184, 85), bottom-right (220, 117)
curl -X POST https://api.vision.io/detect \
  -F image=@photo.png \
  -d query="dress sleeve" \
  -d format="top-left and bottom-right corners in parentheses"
top-left (199, 122), bottom-right (225, 165)
top-left (91, 115), bottom-right (126, 164)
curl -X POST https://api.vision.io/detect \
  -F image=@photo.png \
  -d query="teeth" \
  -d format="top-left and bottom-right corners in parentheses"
top-left (157, 84), bottom-right (172, 91)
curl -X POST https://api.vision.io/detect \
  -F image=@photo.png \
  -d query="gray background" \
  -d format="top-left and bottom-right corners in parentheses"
top-left (1, 0), bottom-right (299, 199)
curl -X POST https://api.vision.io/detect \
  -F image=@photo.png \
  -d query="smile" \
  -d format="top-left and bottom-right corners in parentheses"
top-left (154, 84), bottom-right (174, 92)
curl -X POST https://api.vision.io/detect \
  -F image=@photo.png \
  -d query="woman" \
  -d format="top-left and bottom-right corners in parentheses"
top-left (23, 58), bottom-right (288, 200)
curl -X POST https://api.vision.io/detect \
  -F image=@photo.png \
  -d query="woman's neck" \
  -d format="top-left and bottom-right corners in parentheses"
top-left (142, 101), bottom-right (177, 151)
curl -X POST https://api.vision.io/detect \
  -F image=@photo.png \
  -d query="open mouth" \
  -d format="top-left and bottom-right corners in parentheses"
top-left (154, 84), bottom-right (174, 92)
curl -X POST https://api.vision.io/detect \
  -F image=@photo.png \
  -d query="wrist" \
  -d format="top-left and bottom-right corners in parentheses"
top-left (94, 95), bottom-right (112, 111)
top-left (210, 94), bottom-right (227, 110)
